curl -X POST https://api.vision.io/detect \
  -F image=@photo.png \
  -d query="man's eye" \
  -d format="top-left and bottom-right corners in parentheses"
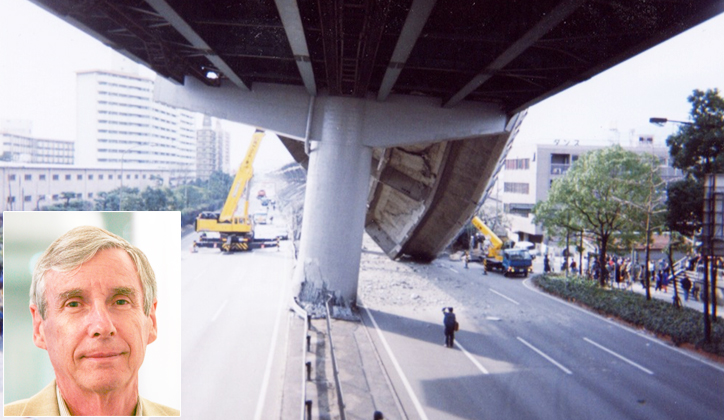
top-left (116, 299), bottom-right (129, 305)
top-left (66, 301), bottom-right (80, 308)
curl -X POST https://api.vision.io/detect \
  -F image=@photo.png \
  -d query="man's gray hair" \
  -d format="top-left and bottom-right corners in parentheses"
top-left (30, 225), bottom-right (157, 319)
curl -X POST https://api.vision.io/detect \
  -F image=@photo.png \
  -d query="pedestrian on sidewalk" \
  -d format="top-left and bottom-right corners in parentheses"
top-left (682, 275), bottom-right (692, 301)
top-left (442, 307), bottom-right (457, 348)
top-left (662, 269), bottom-right (670, 293)
top-left (544, 254), bottom-right (551, 273)
top-left (655, 270), bottom-right (662, 292)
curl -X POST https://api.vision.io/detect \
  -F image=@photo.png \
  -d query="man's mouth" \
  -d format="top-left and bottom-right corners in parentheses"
top-left (82, 352), bottom-right (124, 359)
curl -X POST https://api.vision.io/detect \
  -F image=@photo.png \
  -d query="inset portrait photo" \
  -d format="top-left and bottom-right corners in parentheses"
top-left (3, 211), bottom-right (181, 416)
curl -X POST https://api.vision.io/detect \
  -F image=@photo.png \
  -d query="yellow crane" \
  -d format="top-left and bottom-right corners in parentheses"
top-left (472, 216), bottom-right (532, 276)
top-left (195, 129), bottom-right (265, 252)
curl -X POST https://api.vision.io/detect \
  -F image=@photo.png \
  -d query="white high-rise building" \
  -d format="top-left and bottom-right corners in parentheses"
top-left (76, 70), bottom-right (196, 181)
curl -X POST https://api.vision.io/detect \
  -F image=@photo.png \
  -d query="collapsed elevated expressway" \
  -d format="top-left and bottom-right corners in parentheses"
top-left (30, 0), bottom-right (724, 305)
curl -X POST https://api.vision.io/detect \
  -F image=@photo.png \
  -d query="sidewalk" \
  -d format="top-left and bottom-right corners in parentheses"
top-left (627, 280), bottom-right (724, 317)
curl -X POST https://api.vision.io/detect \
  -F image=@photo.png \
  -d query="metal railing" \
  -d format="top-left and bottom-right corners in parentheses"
top-left (292, 298), bottom-right (312, 420)
top-left (325, 296), bottom-right (347, 420)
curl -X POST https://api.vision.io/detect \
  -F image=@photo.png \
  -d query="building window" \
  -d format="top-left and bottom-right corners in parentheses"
top-left (40, 174), bottom-right (46, 180)
top-left (504, 182), bottom-right (530, 195)
top-left (52, 194), bottom-right (59, 200)
top-left (88, 192), bottom-right (94, 198)
top-left (127, 174), bottom-right (131, 180)
top-left (89, 174), bottom-right (94, 180)
top-left (25, 174), bottom-right (32, 181)
top-left (77, 174), bottom-right (83, 180)
top-left (550, 153), bottom-right (572, 175)
top-left (99, 174), bottom-right (104, 180)
top-left (65, 174), bottom-right (71, 180)
top-left (8, 174), bottom-right (16, 181)
top-left (143, 174), bottom-right (147, 179)
top-left (24, 195), bottom-right (32, 202)
top-left (39, 194), bottom-right (46, 200)
top-left (108, 174), bottom-right (113, 180)
top-left (504, 158), bottom-right (530, 170)
top-left (135, 174), bottom-right (139, 179)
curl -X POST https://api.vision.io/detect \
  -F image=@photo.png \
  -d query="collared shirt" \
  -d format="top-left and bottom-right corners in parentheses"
top-left (56, 383), bottom-right (143, 416)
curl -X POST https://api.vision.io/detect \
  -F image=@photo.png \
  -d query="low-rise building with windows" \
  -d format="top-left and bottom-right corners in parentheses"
top-left (1, 163), bottom-right (170, 211)
top-left (495, 137), bottom-right (683, 243)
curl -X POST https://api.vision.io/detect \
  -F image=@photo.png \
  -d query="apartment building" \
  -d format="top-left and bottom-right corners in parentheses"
top-left (76, 69), bottom-right (196, 180)
top-left (196, 115), bottom-right (230, 180)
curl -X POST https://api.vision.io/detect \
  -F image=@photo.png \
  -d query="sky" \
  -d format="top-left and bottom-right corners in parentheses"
top-left (1, 0), bottom-right (723, 168)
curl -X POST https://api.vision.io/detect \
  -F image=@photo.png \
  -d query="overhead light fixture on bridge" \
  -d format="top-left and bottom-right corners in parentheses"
top-left (205, 70), bottom-right (220, 80)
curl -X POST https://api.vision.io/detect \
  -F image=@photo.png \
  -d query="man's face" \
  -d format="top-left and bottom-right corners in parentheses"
top-left (30, 248), bottom-right (157, 394)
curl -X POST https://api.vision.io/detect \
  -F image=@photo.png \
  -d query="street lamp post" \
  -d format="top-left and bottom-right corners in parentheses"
top-left (649, 116), bottom-right (716, 340)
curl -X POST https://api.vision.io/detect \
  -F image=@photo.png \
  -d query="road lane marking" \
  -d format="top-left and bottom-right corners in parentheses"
top-left (449, 267), bottom-right (459, 274)
top-left (517, 337), bottom-right (573, 375)
top-left (362, 305), bottom-right (430, 420)
top-left (490, 288), bottom-right (520, 305)
top-left (583, 337), bottom-right (654, 375)
top-left (455, 340), bottom-right (490, 375)
top-left (521, 278), bottom-right (724, 373)
top-left (253, 264), bottom-right (291, 420)
top-left (211, 299), bottom-right (228, 322)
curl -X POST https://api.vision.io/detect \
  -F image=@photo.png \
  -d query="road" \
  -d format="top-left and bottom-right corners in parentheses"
top-left (179, 228), bottom-right (294, 419)
top-left (360, 260), bottom-right (724, 420)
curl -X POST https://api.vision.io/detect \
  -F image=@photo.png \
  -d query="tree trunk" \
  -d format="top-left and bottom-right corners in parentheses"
top-left (565, 230), bottom-right (570, 276)
top-left (667, 242), bottom-right (680, 308)
top-left (599, 234), bottom-right (608, 287)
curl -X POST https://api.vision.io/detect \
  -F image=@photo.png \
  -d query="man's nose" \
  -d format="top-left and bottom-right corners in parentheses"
top-left (87, 304), bottom-right (117, 337)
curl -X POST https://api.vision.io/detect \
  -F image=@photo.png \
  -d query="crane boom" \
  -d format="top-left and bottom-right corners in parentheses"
top-left (219, 129), bottom-right (264, 222)
top-left (472, 216), bottom-right (503, 255)
top-left (194, 129), bottom-right (265, 245)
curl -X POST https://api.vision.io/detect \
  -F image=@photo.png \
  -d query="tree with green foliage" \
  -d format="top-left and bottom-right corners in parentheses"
top-left (141, 186), bottom-right (173, 211)
top-left (533, 146), bottom-right (660, 287)
top-left (666, 88), bottom-right (724, 236)
top-left (533, 198), bottom-right (583, 275)
top-left (665, 88), bottom-right (724, 338)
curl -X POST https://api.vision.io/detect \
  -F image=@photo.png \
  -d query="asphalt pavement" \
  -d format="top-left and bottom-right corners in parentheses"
top-left (350, 260), bottom-right (724, 420)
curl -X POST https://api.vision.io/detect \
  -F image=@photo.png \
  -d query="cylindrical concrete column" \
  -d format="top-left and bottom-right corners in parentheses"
top-left (294, 98), bottom-right (372, 306)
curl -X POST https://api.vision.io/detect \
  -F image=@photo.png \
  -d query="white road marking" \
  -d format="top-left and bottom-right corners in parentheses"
top-left (517, 337), bottom-right (573, 375)
top-left (253, 265), bottom-right (291, 420)
top-left (361, 305), bottom-right (430, 420)
top-left (449, 267), bottom-right (459, 274)
top-left (584, 337), bottom-right (654, 375)
top-left (521, 278), bottom-right (724, 373)
top-left (490, 288), bottom-right (520, 305)
top-left (455, 340), bottom-right (490, 375)
top-left (211, 299), bottom-right (228, 322)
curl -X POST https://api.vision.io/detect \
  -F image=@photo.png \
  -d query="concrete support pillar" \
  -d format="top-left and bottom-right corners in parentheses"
top-left (294, 98), bottom-right (372, 306)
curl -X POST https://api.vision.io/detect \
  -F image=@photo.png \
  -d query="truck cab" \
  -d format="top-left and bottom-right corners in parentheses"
top-left (501, 249), bottom-right (533, 277)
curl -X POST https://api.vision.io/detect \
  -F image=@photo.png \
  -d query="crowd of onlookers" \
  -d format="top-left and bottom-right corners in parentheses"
top-left (547, 251), bottom-right (723, 304)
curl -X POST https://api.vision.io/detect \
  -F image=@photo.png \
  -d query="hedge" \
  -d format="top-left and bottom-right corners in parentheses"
top-left (534, 274), bottom-right (724, 357)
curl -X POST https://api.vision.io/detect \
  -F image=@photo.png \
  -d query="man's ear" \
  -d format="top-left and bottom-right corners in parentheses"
top-left (146, 300), bottom-right (158, 345)
top-left (30, 304), bottom-right (48, 350)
